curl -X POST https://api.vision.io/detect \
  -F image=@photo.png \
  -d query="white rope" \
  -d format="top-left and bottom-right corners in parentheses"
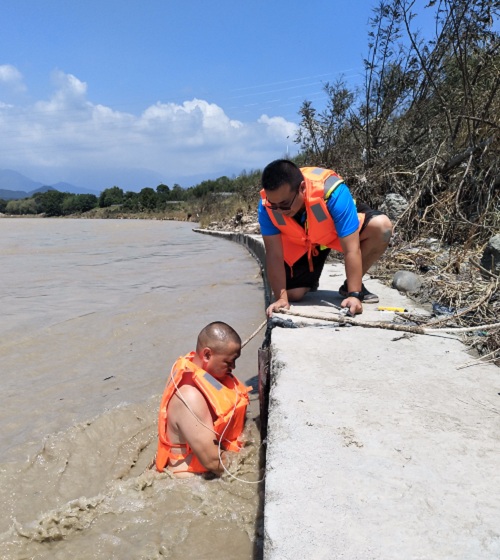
top-left (216, 383), bottom-right (265, 484)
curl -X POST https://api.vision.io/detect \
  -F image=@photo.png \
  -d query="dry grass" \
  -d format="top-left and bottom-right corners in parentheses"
top-left (371, 241), bottom-right (500, 365)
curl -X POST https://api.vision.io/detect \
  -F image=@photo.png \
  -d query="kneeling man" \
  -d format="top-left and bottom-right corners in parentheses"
top-left (156, 321), bottom-right (249, 477)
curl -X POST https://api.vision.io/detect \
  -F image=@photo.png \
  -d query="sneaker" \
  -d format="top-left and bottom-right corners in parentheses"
top-left (338, 281), bottom-right (379, 303)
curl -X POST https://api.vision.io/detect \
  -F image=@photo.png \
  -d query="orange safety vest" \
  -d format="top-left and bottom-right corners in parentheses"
top-left (156, 352), bottom-right (250, 474)
top-left (260, 166), bottom-right (365, 271)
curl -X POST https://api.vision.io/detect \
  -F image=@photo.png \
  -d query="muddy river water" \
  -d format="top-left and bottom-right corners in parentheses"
top-left (0, 218), bottom-right (266, 559)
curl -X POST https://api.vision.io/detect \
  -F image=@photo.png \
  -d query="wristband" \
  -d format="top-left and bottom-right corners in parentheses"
top-left (348, 291), bottom-right (364, 302)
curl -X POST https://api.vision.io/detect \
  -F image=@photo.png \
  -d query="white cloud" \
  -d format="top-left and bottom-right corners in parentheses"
top-left (257, 114), bottom-right (297, 139)
top-left (0, 64), bottom-right (26, 92)
top-left (0, 68), bottom-right (299, 189)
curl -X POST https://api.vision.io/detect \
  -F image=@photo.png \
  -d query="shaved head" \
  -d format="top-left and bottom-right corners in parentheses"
top-left (196, 321), bottom-right (241, 354)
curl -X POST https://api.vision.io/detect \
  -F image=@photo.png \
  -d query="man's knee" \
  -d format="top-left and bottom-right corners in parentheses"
top-left (380, 215), bottom-right (393, 244)
top-left (287, 287), bottom-right (310, 301)
top-left (362, 215), bottom-right (393, 245)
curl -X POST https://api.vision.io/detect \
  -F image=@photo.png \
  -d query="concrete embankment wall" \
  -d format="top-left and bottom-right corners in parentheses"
top-left (195, 228), bottom-right (500, 560)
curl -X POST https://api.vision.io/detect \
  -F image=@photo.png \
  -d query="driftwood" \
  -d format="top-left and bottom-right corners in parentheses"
top-left (277, 308), bottom-right (500, 336)
top-left (470, 258), bottom-right (500, 281)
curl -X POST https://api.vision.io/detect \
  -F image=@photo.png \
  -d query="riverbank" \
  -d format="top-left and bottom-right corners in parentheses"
top-left (196, 228), bottom-right (500, 559)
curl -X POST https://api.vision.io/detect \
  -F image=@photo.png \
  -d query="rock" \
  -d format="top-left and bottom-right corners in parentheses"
top-left (379, 193), bottom-right (408, 223)
top-left (392, 270), bottom-right (423, 293)
top-left (480, 234), bottom-right (500, 278)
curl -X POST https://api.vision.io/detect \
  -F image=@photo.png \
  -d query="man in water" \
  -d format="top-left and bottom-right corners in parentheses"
top-left (259, 159), bottom-right (393, 317)
top-left (156, 321), bottom-right (249, 477)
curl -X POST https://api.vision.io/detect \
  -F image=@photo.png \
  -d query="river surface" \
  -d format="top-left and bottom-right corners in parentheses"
top-left (0, 218), bottom-right (266, 560)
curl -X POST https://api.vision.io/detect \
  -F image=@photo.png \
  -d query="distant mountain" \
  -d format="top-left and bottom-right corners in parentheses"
top-left (0, 169), bottom-right (42, 193)
top-left (0, 186), bottom-right (55, 200)
top-left (29, 186), bottom-right (57, 195)
top-left (50, 182), bottom-right (100, 196)
top-left (0, 170), bottom-right (100, 200)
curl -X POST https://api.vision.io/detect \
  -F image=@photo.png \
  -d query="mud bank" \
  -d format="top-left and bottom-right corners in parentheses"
top-left (195, 228), bottom-right (500, 560)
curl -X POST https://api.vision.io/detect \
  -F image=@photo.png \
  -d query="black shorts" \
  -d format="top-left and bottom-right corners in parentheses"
top-left (285, 248), bottom-right (331, 291)
top-left (357, 202), bottom-right (386, 234)
top-left (285, 203), bottom-right (386, 290)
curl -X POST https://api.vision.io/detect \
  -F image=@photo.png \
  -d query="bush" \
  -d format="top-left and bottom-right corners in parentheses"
top-left (6, 198), bottom-right (38, 215)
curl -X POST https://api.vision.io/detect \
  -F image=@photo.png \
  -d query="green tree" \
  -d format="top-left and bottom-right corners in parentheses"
top-left (77, 194), bottom-right (98, 212)
top-left (18, 198), bottom-right (37, 214)
top-left (4, 199), bottom-right (37, 214)
top-left (156, 184), bottom-right (170, 196)
top-left (61, 195), bottom-right (78, 215)
top-left (156, 184), bottom-right (170, 210)
top-left (34, 190), bottom-right (66, 216)
top-left (123, 191), bottom-right (139, 211)
top-left (99, 186), bottom-right (124, 208)
top-left (138, 187), bottom-right (157, 211)
top-left (170, 184), bottom-right (185, 201)
top-left (61, 194), bottom-right (98, 215)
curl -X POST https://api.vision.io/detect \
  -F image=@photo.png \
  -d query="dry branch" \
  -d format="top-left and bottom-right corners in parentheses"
top-left (277, 308), bottom-right (500, 336)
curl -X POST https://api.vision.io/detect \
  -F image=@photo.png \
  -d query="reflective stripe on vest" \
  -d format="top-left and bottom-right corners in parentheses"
top-left (270, 209), bottom-right (286, 226)
top-left (309, 202), bottom-right (329, 223)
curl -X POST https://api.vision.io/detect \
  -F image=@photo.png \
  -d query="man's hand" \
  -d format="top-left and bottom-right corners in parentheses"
top-left (341, 296), bottom-right (363, 315)
top-left (266, 298), bottom-right (290, 317)
top-left (219, 449), bottom-right (237, 475)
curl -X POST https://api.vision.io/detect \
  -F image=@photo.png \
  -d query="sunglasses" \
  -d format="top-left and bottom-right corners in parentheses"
top-left (265, 188), bottom-right (300, 211)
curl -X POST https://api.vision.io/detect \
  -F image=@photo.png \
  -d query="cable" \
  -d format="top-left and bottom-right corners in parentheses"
top-left (215, 382), bottom-right (265, 485)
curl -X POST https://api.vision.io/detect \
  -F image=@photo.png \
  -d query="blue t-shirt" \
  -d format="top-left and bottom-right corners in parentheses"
top-left (258, 181), bottom-right (359, 238)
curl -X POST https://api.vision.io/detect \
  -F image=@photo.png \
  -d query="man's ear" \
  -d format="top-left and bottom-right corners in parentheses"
top-left (300, 180), bottom-right (306, 194)
top-left (201, 346), bottom-right (212, 364)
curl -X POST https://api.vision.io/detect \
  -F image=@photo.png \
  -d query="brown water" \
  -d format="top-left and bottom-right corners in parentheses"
top-left (0, 218), bottom-right (266, 560)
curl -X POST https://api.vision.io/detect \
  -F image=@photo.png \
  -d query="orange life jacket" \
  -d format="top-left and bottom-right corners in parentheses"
top-left (260, 166), bottom-right (365, 271)
top-left (156, 352), bottom-right (250, 474)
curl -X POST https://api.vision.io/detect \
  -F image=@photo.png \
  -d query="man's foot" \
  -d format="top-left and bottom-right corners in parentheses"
top-left (338, 281), bottom-right (379, 303)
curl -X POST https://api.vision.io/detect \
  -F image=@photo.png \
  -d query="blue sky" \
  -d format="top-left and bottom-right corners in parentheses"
top-left (1, 1), bottom-right (425, 190)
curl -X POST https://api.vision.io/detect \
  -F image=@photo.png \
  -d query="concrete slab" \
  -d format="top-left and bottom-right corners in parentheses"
top-left (264, 265), bottom-right (500, 560)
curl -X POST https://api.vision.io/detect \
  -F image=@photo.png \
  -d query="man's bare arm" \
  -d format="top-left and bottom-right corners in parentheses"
top-left (339, 231), bottom-right (364, 315)
top-left (169, 385), bottom-right (228, 475)
top-left (263, 234), bottom-right (290, 316)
